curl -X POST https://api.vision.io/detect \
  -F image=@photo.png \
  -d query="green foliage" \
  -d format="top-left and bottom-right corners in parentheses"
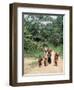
top-left (23, 15), bottom-right (63, 58)
top-left (48, 44), bottom-right (63, 58)
top-left (29, 61), bottom-right (38, 68)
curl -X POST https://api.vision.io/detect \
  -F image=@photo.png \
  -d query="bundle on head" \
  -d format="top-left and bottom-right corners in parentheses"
top-left (47, 49), bottom-right (52, 55)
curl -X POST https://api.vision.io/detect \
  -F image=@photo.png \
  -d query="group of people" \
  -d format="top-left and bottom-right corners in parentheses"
top-left (38, 47), bottom-right (59, 67)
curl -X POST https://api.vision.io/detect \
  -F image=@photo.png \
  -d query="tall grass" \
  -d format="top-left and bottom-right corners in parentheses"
top-left (24, 43), bottom-right (63, 59)
top-left (24, 49), bottom-right (44, 58)
top-left (48, 44), bottom-right (63, 59)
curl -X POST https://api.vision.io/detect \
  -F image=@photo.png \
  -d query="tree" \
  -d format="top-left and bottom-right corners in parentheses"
top-left (23, 14), bottom-right (63, 54)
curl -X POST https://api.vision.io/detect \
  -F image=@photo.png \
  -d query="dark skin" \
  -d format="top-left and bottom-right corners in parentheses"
top-left (38, 58), bottom-right (43, 67)
top-left (44, 58), bottom-right (48, 66)
top-left (54, 53), bottom-right (59, 66)
top-left (47, 49), bottom-right (52, 64)
top-left (38, 48), bottom-right (52, 67)
top-left (38, 48), bottom-right (60, 67)
top-left (38, 57), bottom-right (48, 67)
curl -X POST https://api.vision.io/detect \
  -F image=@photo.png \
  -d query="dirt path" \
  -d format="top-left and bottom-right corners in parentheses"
top-left (24, 51), bottom-right (64, 75)
top-left (29, 61), bottom-right (63, 74)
